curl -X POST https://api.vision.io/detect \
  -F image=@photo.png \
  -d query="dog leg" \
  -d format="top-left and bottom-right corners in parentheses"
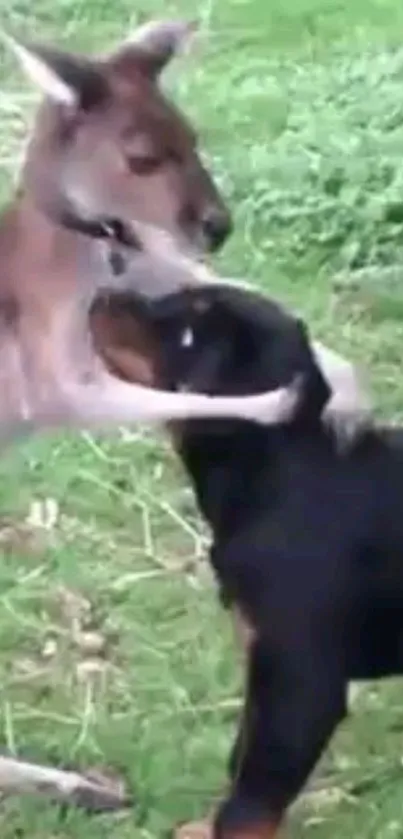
top-left (213, 631), bottom-right (346, 839)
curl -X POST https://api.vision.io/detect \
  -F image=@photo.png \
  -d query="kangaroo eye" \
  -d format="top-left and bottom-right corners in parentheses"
top-left (126, 154), bottom-right (161, 175)
top-left (180, 327), bottom-right (194, 348)
top-left (125, 130), bottom-right (163, 175)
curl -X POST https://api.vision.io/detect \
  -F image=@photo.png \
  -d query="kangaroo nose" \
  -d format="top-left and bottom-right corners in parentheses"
top-left (201, 208), bottom-right (232, 252)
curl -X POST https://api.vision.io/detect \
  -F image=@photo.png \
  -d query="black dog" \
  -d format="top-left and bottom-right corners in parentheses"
top-left (99, 284), bottom-right (403, 839)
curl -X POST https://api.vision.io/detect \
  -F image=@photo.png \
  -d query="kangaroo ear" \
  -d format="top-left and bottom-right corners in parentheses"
top-left (2, 34), bottom-right (107, 109)
top-left (107, 19), bottom-right (197, 80)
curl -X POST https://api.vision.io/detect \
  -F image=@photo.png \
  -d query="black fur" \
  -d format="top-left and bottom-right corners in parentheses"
top-left (113, 284), bottom-right (403, 836)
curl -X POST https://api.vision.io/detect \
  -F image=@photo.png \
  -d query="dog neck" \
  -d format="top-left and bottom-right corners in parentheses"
top-left (174, 415), bottom-right (322, 542)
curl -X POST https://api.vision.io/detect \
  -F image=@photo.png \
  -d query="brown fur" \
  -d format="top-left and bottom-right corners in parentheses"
top-left (0, 23), bottom-right (300, 443)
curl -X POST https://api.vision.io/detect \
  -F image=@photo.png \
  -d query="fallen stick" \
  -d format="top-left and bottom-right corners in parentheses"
top-left (0, 754), bottom-right (133, 812)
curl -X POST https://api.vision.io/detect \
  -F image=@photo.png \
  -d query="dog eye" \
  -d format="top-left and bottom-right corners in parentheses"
top-left (180, 327), bottom-right (194, 348)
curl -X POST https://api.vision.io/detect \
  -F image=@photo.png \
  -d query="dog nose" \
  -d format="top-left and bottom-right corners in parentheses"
top-left (201, 208), bottom-right (232, 251)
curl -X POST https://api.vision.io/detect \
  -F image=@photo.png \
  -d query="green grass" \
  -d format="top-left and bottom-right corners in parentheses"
top-left (1, 0), bottom-right (403, 836)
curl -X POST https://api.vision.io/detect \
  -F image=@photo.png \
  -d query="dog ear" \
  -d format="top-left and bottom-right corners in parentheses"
top-left (210, 288), bottom-right (332, 421)
top-left (271, 318), bottom-right (331, 424)
top-left (207, 287), bottom-right (331, 416)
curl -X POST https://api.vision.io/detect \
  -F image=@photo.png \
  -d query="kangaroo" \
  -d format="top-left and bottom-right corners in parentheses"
top-left (0, 22), bottom-right (305, 450)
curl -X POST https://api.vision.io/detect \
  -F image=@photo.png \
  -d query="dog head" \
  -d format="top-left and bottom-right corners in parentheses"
top-left (98, 283), bottom-right (332, 428)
